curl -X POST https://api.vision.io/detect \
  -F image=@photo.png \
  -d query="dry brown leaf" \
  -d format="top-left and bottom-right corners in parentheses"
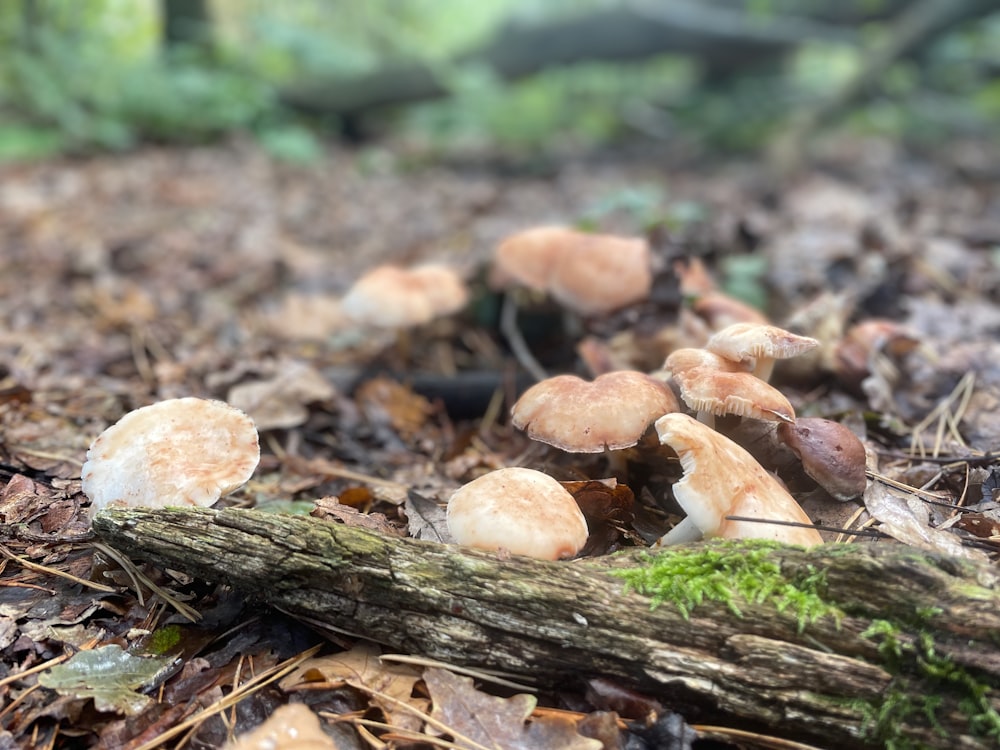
top-left (224, 703), bottom-right (338, 750)
top-left (279, 642), bottom-right (425, 732)
top-left (311, 496), bottom-right (405, 537)
top-left (227, 362), bottom-right (335, 431)
top-left (424, 667), bottom-right (602, 750)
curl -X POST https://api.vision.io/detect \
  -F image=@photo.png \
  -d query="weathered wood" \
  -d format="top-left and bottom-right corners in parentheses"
top-left (93, 507), bottom-right (1000, 749)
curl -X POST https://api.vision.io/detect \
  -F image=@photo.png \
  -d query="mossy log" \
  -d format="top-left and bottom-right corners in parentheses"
top-left (93, 507), bottom-right (1000, 749)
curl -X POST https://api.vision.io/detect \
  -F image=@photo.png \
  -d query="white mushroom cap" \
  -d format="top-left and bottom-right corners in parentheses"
top-left (82, 398), bottom-right (260, 520)
top-left (511, 371), bottom-right (679, 452)
top-left (655, 413), bottom-right (822, 546)
top-left (446, 467), bottom-right (589, 560)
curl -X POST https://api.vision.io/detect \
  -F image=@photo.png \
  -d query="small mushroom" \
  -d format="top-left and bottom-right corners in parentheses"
top-left (655, 413), bottom-right (822, 546)
top-left (707, 323), bottom-right (819, 382)
top-left (664, 348), bottom-right (795, 426)
top-left (341, 263), bottom-right (467, 329)
top-left (446, 467), bottom-right (589, 560)
top-left (82, 398), bottom-right (260, 520)
top-left (777, 418), bottom-right (868, 501)
top-left (511, 371), bottom-right (679, 453)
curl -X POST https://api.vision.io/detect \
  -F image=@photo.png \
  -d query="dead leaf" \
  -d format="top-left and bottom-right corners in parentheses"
top-left (424, 667), bottom-right (601, 750)
top-left (279, 642), bottom-right (425, 732)
top-left (355, 376), bottom-right (433, 439)
top-left (864, 480), bottom-right (988, 563)
top-left (311, 496), bottom-right (405, 537)
top-left (403, 490), bottom-right (452, 543)
top-left (227, 361), bottom-right (335, 431)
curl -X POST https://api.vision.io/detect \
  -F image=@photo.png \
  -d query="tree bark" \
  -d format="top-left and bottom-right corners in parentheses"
top-left (93, 507), bottom-right (1000, 749)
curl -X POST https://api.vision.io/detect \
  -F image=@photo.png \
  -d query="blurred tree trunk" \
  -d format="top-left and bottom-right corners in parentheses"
top-left (161, 0), bottom-right (213, 53)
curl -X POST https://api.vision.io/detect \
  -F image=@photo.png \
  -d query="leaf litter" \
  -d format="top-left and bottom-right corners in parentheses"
top-left (0, 137), bottom-right (999, 747)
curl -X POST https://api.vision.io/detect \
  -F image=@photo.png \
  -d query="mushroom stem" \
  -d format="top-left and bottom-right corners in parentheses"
top-left (655, 516), bottom-right (703, 546)
top-left (695, 410), bottom-right (716, 429)
top-left (753, 357), bottom-right (776, 383)
top-left (500, 293), bottom-right (549, 383)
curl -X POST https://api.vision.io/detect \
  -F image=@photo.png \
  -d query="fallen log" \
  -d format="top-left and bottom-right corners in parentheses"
top-left (93, 507), bottom-right (1000, 749)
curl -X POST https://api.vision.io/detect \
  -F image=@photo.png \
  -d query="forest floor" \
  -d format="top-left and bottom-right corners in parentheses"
top-left (1, 135), bottom-right (999, 749)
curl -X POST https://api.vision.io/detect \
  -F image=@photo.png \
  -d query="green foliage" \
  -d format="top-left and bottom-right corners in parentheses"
top-left (1, 0), bottom-right (999, 157)
top-left (612, 539), bottom-right (837, 630)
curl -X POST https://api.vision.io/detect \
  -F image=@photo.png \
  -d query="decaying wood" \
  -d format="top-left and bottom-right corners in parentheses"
top-left (93, 507), bottom-right (1000, 749)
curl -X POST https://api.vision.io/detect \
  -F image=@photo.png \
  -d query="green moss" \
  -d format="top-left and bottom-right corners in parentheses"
top-left (146, 625), bottom-right (182, 655)
top-left (614, 541), bottom-right (998, 746)
top-left (610, 539), bottom-right (837, 631)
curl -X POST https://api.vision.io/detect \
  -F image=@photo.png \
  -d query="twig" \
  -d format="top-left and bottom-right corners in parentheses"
top-left (0, 542), bottom-right (115, 593)
top-left (500, 293), bottom-right (548, 383)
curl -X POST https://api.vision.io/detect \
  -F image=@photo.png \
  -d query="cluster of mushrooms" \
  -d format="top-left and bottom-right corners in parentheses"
top-left (80, 225), bottom-right (873, 567)
top-left (445, 226), bottom-right (870, 561)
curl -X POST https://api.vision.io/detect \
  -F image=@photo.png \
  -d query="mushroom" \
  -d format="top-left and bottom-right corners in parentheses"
top-left (446, 467), bottom-right (589, 560)
top-left (81, 398), bottom-right (260, 520)
top-left (664, 348), bottom-right (795, 426)
top-left (777, 418), bottom-right (868, 501)
top-left (340, 263), bottom-right (468, 329)
top-left (511, 371), bottom-right (679, 452)
top-left (492, 226), bottom-right (652, 380)
top-left (493, 226), bottom-right (652, 315)
top-left (655, 413), bottom-right (823, 546)
top-left (706, 323), bottom-right (819, 382)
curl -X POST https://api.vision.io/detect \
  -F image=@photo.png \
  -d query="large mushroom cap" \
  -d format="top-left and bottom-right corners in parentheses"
top-left (548, 233), bottom-right (652, 316)
top-left (655, 413), bottom-right (822, 546)
top-left (511, 371), bottom-right (679, 452)
top-left (446, 467), bottom-right (589, 560)
top-left (82, 398), bottom-right (260, 519)
top-left (492, 225), bottom-right (573, 291)
top-left (493, 226), bottom-right (652, 315)
top-left (777, 418), bottom-right (868, 501)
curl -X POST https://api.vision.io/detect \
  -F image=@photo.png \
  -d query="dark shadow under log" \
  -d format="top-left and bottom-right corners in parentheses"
top-left (93, 507), bottom-right (1000, 749)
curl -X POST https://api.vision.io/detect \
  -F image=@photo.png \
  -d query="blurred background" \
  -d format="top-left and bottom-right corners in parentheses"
top-left (1, 0), bottom-right (998, 164)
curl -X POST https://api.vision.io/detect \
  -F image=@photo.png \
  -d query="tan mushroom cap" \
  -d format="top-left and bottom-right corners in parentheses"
top-left (493, 226), bottom-right (652, 315)
top-left (777, 418), bottom-right (868, 501)
top-left (446, 467), bottom-right (589, 560)
top-left (82, 398), bottom-right (260, 520)
top-left (341, 263), bottom-right (467, 328)
top-left (670, 367), bottom-right (796, 423)
top-left (492, 225), bottom-right (573, 291)
top-left (664, 348), bottom-right (751, 375)
top-left (409, 263), bottom-right (470, 317)
top-left (548, 233), bottom-right (652, 316)
top-left (511, 371), bottom-right (680, 452)
top-left (655, 413), bottom-right (822, 546)
top-left (707, 323), bottom-right (819, 381)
